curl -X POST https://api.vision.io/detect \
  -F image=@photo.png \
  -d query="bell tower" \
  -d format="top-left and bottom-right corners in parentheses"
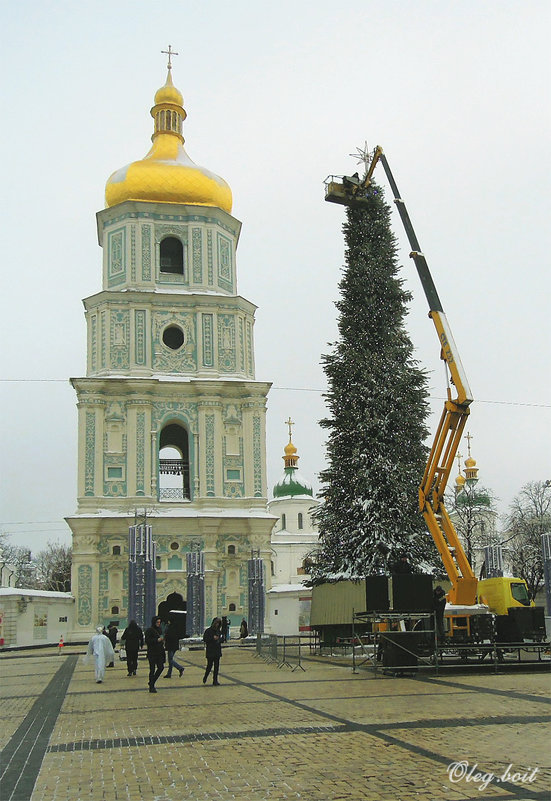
top-left (67, 56), bottom-right (274, 639)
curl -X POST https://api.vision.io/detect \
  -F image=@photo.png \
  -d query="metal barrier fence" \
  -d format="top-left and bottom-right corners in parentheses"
top-left (254, 633), bottom-right (316, 671)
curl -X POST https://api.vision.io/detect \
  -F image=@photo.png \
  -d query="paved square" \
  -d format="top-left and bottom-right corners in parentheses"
top-left (1, 645), bottom-right (549, 800)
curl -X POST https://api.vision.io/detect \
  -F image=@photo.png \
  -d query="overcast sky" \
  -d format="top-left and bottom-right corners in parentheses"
top-left (1, 1), bottom-right (550, 554)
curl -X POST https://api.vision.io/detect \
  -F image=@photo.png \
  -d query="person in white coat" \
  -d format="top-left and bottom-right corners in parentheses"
top-left (86, 626), bottom-right (115, 683)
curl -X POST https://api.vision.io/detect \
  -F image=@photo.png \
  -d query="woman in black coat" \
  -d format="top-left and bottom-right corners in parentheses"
top-left (121, 619), bottom-right (144, 677)
top-left (202, 617), bottom-right (222, 685)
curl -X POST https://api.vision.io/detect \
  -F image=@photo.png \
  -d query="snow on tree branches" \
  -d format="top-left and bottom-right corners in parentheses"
top-left (310, 182), bottom-right (440, 583)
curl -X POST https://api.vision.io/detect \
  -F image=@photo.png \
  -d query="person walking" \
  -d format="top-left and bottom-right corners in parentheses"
top-left (145, 616), bottom-right (165, 692)
top-left (163, 621), bottom-right (185, 679)
top-left (202, 617), bottom-right (222, 686)
top-left (106, 623), bottom-right (118, 667)
top-left (121, 619), bottom-right (143, 676)
top-left (107, 622), bottom-right (118, 648)
top-left (239, 618), bottom-right (248, 640)
top-left (86, 626), bottom-right (115, 684)
top-left (220, 616), bottom-right (229, 643)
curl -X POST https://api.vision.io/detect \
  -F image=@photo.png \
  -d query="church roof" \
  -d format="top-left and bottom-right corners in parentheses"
top-left (267, 584), bottom-right (312, 594)
top-left (105, 63), bottom-right (232, 212)
top-left (272, 468), bottom-right (313, 498)
top-left (0, 588), bottom-right (74, 600)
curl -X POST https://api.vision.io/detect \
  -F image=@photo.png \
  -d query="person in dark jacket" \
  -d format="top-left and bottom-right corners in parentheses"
top-left (390, 555), bottom-right (412, 574)
top-left (107, 623), bottom-right (118, 667)
top-left (202, 617), bottom-right (222, 685)
top-left (433, 586), bottom-right (447, 639)
top-left (239, 618), bottom-right (248, 640)
top-left (163, 622), bottom-right (185, 679)
top-left (121, 619), bottom-right (143, 677)
top-left (145, 616), bottom-right (165, 692)
top-left (107, 623), bottom-right (118, 647)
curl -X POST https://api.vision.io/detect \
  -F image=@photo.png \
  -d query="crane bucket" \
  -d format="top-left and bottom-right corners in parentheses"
top-left (324, 175), bottom-right (371, 208)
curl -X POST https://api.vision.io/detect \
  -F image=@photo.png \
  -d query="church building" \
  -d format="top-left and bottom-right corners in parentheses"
top-left (67, 56), bottom-right (275, 641)
top-left (267, 424), bottom-right (319, 634)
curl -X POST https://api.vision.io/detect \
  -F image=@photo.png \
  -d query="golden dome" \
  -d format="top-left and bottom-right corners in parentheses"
top-left (283, 439), bottom-right (298, 469)
top-left (284, 441), bottom-right (297, 458)
top-left (105, 68), bottom-right (232, 212)
top-left (154, 69), bottom-right (183, 106)
top-left (455, 474), bottom-right (466, 487)
top-left (464, 455), bottom-right (479, 483)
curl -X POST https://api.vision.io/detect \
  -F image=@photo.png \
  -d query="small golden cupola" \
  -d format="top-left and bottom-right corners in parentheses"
top-left (273, 418), bottom-right (313, 499)
top-left (463, 432), bottom-right (479, 485)
top-left (283, 439), bottom-right (298, 469)
top-left (105, 48), bottom-right (232, 212)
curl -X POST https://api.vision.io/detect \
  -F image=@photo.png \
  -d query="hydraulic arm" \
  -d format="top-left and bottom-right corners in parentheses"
top-left (325, 148), bottom-right (478, 604)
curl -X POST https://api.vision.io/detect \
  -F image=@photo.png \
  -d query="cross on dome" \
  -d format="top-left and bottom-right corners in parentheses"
top-left (283, 417), bottom-right (298, 468)
top-left (463, 430), bottom-right (479, 484)
top-left (285, 416), bottom-right (295, 441)
top-left (161, 45), bottom-right (179, 70)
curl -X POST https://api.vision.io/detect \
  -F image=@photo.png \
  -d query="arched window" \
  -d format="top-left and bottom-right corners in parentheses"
top-left (228, 545), bottom-right (236, 555)
top-left (111, 606), bottom-right (119, 615)
top-left (112, 545), bottom-right (121, 555)
top-left (160, 237), bottom-right (184, 275)
top-left (229, 603), bottom-right (236, 611)
top-left (298, 513), bottom-right (304, 530)
top-left (159, 423), bottom-right (191, 501)
top-left (281, 513), bottom-right (286, 530)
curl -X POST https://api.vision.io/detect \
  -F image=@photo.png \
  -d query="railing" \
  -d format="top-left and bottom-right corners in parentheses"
top-left (254, 633), bottom-right (317, 671)
top-left (349, 611), bottom-right (551, 675)
top-left (159, 487), bottom-right (190, 501)
top-left (159, 459), bottom-right (188, 475)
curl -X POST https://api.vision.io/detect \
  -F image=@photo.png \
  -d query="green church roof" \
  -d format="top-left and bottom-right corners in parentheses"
top-left (273, 467), bottom-right (313, 498)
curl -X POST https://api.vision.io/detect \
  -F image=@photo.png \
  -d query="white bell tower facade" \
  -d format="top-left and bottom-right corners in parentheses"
top-left (67, 60), bottom-right (274, 640)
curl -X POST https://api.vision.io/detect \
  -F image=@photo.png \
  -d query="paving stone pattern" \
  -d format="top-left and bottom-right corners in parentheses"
top-left (0, 646), bottom-right (549, 801)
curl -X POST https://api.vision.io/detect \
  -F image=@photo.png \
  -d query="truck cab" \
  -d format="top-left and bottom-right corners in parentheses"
top-left (477, 577), bottom-right (533, 616)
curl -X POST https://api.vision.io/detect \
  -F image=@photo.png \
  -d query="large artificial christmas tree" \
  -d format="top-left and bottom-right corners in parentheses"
top-left (311, 181), bottom-right (439, 583)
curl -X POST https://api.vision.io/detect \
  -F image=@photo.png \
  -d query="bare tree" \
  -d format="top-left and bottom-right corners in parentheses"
top-left (448, 485), bottom-right (498, 575)
top-left (505, 481), bottom-right (551, 600)
top-left (33, 541), bottom-right (72, 592)
top-left (0, 535), bottom-right (35, 588)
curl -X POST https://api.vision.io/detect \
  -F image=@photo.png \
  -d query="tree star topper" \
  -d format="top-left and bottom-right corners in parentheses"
top-left (349, 141), bottom-right (373, 171)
